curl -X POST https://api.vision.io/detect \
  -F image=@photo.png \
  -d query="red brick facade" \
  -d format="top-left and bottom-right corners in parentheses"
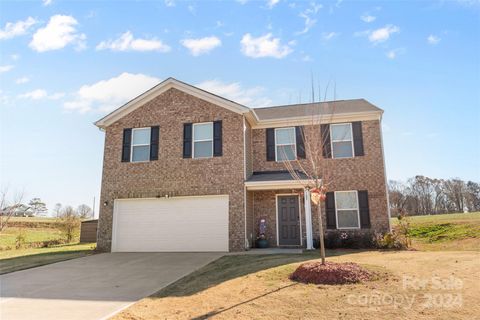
top-left (248, 120), bottom-right (390, 247)
top-left (97, 85), bottom-right (389, 252)
top-left (97, 88), bottom-right (246, 252)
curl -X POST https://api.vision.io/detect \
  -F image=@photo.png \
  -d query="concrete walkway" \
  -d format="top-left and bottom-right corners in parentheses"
top-left (0, 252), bottom-right (222, 320)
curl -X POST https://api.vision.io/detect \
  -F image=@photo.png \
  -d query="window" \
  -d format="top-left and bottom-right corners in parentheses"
top-left (330, 123), bottom-right (354, 158)
top-left (131, 128), bottom-right (151, 162)
top-left (275, 127), bottom-right (296, 161)
top-left (335, 191), bottom-right (360, 229)
top-left (193, 122), bottom-right (213, 158)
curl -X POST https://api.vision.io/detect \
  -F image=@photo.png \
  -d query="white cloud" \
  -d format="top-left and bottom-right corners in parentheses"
top-left (240, 33), bottom-right (292, 59)
top-left (296, 2), bottom-right (322, 34)
top-left (0, 65), bottom-right (14, 73)
top-left (18, 89), bottom-right (64, 100)
top-left (43, 0), bottom-right (53, 6)
top-left (64, 72), bottom-right (160, 113)
top-left (368, 25), bottom-right (400, 44)
top-left (322, 32), bottom-right (339, 40)
top-left (386, 48), bottom-right (405, 59)
top-left (181, 36), bottom-right (221, 56)
top-left (0, 17), bottom-right (37, 40)
top-left (19, 89), bottom-right (48, 100)
top-left (427, 34), bottom-right (441, 45)
top-left (10, 54), bottom-right (20, 61)
top-left (361, 14), bottom-right (376, 23)
top-left (29, 15), bottom-right (86, 52)
top-left (96, 31), bottom-right (170, 52)
top-left (196, 79), bottom-right (271, 107)
top-left (15, 76), bottom-right (30, 84)
top-left (266, 0), bottom-right (280, 9)
top-left (165, 0), bottom-right (175, 7)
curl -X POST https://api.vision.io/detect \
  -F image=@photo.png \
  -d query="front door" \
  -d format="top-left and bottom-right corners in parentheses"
top-left (277, 195), bottom-right (301, 246)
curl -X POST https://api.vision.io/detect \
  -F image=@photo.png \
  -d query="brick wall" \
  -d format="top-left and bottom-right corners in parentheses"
top-left (250, 120), bottom-right (390, 245)
top-left (97, 88), bottom-right (246, 252)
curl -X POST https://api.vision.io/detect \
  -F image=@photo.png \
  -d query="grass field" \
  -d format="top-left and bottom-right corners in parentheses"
top-left (0, 217), bottom-right (96, 274)
top-left (0, 243), bottom-right (96, 274)
top-left (112, 212), bottom-right (480, 320)
top-left (114, 250), bottom-right (480, 320)
top-left (391, 212), bottom-right (480, 251)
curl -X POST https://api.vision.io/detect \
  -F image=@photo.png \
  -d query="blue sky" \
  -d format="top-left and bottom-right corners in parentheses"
top-left (1, 0), bottom-right (479, 216)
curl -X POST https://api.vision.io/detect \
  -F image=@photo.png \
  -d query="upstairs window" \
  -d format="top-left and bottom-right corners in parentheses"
top-left (335, 191), bottom-right (360, 229)
top-left (275, 127), bottom-right (296, 161)
top-left (131, 127), bottom-right (151, 162)
top-left (193, 122), bottom-right (213, 158)
top-left (331, 123), bottom-right (354, 158)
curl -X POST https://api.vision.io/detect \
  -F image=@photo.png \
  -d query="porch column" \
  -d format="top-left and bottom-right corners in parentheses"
top-left (304, 188), bottom-right (314, 250)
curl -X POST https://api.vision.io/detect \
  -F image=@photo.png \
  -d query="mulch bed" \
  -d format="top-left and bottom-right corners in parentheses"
top-left (290, 261), bottom-right (375, 285)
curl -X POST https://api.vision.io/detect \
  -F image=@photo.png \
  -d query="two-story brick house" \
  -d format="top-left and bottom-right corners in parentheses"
top-left (95, 78), bottom-right (390, 252)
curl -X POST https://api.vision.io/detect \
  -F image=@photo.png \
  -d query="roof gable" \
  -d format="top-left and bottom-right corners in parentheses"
top-left (95, 77), bottom-right (250, 129)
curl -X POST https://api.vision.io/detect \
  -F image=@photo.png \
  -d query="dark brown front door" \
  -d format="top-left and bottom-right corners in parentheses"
top-left (278, 196), bottom-right (300, 246)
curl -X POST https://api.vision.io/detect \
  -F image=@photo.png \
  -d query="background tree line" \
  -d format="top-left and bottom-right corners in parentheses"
top-left (389, 176), bottom-right (480, 216)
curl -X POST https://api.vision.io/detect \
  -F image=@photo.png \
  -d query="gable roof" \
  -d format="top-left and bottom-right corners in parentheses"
top-left (94, 77), bottom-right (250, 129)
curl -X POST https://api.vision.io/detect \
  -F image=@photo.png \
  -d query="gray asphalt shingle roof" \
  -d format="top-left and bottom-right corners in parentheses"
top-left (252, 99), bottom-right (382, 121)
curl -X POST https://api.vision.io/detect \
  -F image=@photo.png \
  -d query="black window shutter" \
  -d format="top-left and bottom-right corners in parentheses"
top-left (150, 126), bottom-right (159, 161)
top-left (352, 121), bottom-right (364, 156)
top-left (183, 123), bottom-right (192, 158)
top-left (358, 190), bottom-right (371, 228)
top-left (325, 191), bottom-right (336, 229)
top-left (321, 124), bottom-right (332, 158)
top-left (213, 120), bottom-right (222, 157)
top-left (266, 128), bottom-right (275, 161)
top-left (121, 128), bottom-right (132, 162)
top-left (295, 126), bottom-right (306, 159)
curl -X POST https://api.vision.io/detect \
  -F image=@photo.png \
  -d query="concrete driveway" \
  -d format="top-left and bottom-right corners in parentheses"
top-left (0, 252), bottom-right (222, 320)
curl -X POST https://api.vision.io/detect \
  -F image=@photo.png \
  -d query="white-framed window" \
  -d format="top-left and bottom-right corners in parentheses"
top-left (193, 122), bottom-right (213, 158)
top-left (275, 127), bottom-right (296, 161)
top-left (330, 123), bottom-right (354, 159)
top-left (335, 190), bottom-right (360, 229)
top-left (131, 127), bottom-right (151, 162)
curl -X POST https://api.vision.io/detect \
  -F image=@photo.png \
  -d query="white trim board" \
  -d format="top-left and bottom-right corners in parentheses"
top-left (245, 179), bottom-right (310, 190)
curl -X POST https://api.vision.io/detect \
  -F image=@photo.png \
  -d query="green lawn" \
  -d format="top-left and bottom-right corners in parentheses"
top-left (0, 227), bottom-right (65, 248)
top-left (0, 243), bottom-right (96, 274)
top-left (391, 212), bottom-right (480, 251)
top-left (0, 217), bottom-right (95, 274)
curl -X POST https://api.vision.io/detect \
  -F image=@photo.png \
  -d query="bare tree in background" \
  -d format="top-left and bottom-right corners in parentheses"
top-left (278, 82), bottom-right (339, 265)
top-left (0, 187), bottom-right (27, 232)
top-left (389, 176), bottom-right (479, 215)
top-left (53, 203), bottom-right (62, 218)
top-left (77, 204), bottom-right (93, 219)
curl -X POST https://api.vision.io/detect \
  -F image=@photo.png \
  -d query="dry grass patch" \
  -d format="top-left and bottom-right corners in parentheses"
top-left (114, 250), bottom-right (479, 320)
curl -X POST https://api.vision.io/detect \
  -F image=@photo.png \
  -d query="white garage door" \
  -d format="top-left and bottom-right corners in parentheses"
top-left (112, 195), bottom-right (229, 252)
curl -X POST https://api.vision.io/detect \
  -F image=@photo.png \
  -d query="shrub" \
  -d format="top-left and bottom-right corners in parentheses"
top-left (321, 231), bottom-right (376, 249)
top-left (373, 231), bottom-right (407, 249)
top-left (57, 206), bottom-right (80, 243)
top-left (15, 229), bottom-right (26, 249)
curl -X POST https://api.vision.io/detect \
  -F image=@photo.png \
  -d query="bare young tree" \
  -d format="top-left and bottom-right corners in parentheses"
top-left (279, 83), bottom-right (339, 265)
top-left (0, 187), bottom-right (27, 232)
